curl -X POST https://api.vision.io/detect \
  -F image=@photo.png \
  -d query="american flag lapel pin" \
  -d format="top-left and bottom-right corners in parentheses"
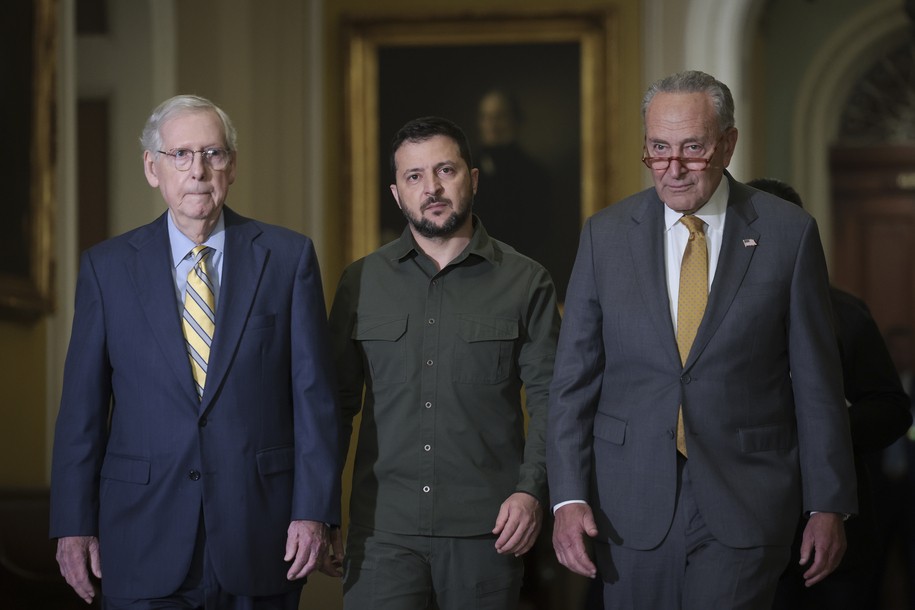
top-left (743, 238), bottom-right (757, 248)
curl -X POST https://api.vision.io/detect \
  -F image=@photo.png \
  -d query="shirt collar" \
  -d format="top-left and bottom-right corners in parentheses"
top-left (663, 176), bottom-right (729, 232)
top-left (390, 215), bottom-right (497, 265)
top-left (168, 210), bottom-right (226, 267)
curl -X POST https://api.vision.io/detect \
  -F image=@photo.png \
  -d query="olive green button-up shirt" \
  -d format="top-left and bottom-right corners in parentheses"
top-left (329, 218), bottom-right (560, 537)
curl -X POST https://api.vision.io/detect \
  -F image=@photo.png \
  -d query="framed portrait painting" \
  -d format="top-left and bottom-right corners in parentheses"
top-left (344, 12), bottom-right (617, 299)
top-left (0, 0), bottom-right (56, 318)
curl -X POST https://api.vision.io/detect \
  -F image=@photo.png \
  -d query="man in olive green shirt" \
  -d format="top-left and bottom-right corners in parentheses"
top-left (327, 116), bottom-right (560, 609)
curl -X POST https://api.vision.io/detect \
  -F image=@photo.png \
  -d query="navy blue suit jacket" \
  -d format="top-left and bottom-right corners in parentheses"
top-left (50, 207), bottom-right (341, 598)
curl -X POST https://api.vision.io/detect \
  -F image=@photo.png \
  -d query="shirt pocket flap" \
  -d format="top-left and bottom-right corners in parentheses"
top-left (593, 412), bottom-right (627, 445)
top-left (353, 315), bottom-right (408, 342)
top-left (256, 445), bottom-right (295, 476)
top-left (456, 315), bottom-right (519, 342)
top-left (100, 454), bottom-right (150, 485)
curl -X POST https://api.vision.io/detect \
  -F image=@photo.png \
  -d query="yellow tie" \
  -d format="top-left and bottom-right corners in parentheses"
top-left (676, 215), bottom-right (708, 457)
top-left (183, 245), bottom-right (216, 399)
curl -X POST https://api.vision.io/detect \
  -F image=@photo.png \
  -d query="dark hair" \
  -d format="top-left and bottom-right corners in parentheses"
top-left (746, 178), bottom-right (804, 208)
top-left (390, 116), bottom-right (474, 179)
top-left (642, 70), bottom-right (735, 135)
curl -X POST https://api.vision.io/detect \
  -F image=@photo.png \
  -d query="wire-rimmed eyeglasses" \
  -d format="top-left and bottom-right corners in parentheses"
top-left (157, 148), bottom-right (232, 171)
top-left (641, 132), bottom-right (727, 171)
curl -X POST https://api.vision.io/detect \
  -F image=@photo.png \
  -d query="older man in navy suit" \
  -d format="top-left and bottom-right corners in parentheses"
top-left (547, 71), bottom-right (858, 609)
top-left (50, 95), bottom-right (341, 609)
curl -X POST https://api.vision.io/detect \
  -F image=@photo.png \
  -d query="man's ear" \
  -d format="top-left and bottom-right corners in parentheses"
top-left (143, 150), bottom-right (159, 188)
top-left (390, 184), bottom-right (402, 209)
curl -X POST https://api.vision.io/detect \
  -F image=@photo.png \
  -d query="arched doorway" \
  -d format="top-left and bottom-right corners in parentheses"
top-left (830, 38), bottom-right (915, 332)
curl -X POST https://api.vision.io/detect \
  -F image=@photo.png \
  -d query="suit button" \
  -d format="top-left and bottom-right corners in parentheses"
top-left (667, 430), bottom-right (675, 439)
top-left (188, 470), bottom-right (201, 481)
top-left (681, 374), bottom-right (691, 383)
top-left (199, 417), bottom-right (208, 427)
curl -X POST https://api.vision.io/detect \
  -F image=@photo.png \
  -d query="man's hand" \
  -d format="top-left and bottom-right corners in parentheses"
top-left (799, 512), bottom-right (847, 587)
top-left (284, 520), bottom-right (329, 580)
top-left (56, 535), bottom-right (102, 604)
top-left (492, 492), bottom-right (543, 556)
top-left (319, 526), bottom-right (344, 577)
top-left (552, 503), bottom-right (598, 578)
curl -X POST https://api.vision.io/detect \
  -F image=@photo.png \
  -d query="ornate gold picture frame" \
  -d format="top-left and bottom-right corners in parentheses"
top-left (0, 0), bottom-right (56, 318)
top-left (344, 12), bottom-right (616, 298)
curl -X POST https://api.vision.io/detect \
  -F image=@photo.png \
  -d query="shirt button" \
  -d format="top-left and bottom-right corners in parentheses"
top-left (428, 318), bottom-right (435, 325)
top-left (424, 401), bottom-right (432, 409)
top-left (423, 485), bottom-right (431, 493)
top-left (188, 470), bottom-right (201, 481)
top-left (426, 359), bottom-right (434, 367)
top-left (424, 444), bottom-right (431, 451)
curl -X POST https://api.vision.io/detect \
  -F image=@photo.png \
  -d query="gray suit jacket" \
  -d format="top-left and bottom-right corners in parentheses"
top-left (547, 174), bottom-right (857, 550)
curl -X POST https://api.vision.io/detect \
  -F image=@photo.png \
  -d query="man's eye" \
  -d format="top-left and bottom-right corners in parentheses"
top-left (173, 149), bottom-right (191, 159)
top-left (205, 149), bottom-right (225, 160)
top-left (440, 167), bottom-right (454, 175)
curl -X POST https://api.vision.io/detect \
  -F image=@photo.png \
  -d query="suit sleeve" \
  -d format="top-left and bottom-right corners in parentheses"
top-left (514, 265), bottom-right (561, 505)
top-left (788, 217), bottom-right (858, 515)
top-left (327, 262), bottom-right (366, 466)
top-left (290, 239), bottom-right (343, 525)
top-left (547, 218), bottom-right (605, 506)
top-left (49, 251), bottom-right (113, 538)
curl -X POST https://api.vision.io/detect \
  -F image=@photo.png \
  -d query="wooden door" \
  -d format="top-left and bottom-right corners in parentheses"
top-left (831, 145), bottom-right (915, 333)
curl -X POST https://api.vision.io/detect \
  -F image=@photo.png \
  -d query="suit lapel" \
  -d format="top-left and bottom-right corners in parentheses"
top-left (128, 214), bottom-right (200, 404)
top-left (686, 180), bottom-right (760, 368)
top-left (628, 196), bottom-right (681, 368)
top-left (200, 209), bottom-right (266, 413)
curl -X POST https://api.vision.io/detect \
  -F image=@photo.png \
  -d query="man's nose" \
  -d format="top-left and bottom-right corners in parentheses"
top-left (666, 158), bottom-right (688, 176)
top-left (424, 175), bottom-right (443, 195)
top-left (189, 152), bottom-right (208, 178)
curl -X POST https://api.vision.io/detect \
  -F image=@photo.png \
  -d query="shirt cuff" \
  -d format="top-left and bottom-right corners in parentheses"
top-left (808, 511), bottom-right (851, 521)
top-left (552, 499), bottom-right (587, 514)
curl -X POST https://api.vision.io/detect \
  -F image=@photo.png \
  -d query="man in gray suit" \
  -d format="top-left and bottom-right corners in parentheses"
top-left (546, 70), bottom-right (858, 609)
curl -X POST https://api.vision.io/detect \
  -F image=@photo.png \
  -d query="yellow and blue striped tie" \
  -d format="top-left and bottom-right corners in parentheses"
top-left (183, 245), bottom-right (216, 399)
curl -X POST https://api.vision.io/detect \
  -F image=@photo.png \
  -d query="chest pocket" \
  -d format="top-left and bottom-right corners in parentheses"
top-left (453, 315), bottom-right (518, 384)
top-left (354, 314), bottom-right (408, 384)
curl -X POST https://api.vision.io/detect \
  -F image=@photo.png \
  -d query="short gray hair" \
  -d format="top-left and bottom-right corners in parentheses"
top-left (139, 94), bottom-right (237, 154)
top-left (641, 70), bottom-right (735, 134)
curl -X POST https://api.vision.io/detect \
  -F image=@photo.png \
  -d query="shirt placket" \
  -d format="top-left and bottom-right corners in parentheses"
top-left (418, 273), bottom-right (442, 533)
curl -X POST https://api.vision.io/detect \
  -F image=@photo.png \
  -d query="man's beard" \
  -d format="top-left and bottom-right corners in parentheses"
top-left (402, 199), bottom-right (472, 239)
